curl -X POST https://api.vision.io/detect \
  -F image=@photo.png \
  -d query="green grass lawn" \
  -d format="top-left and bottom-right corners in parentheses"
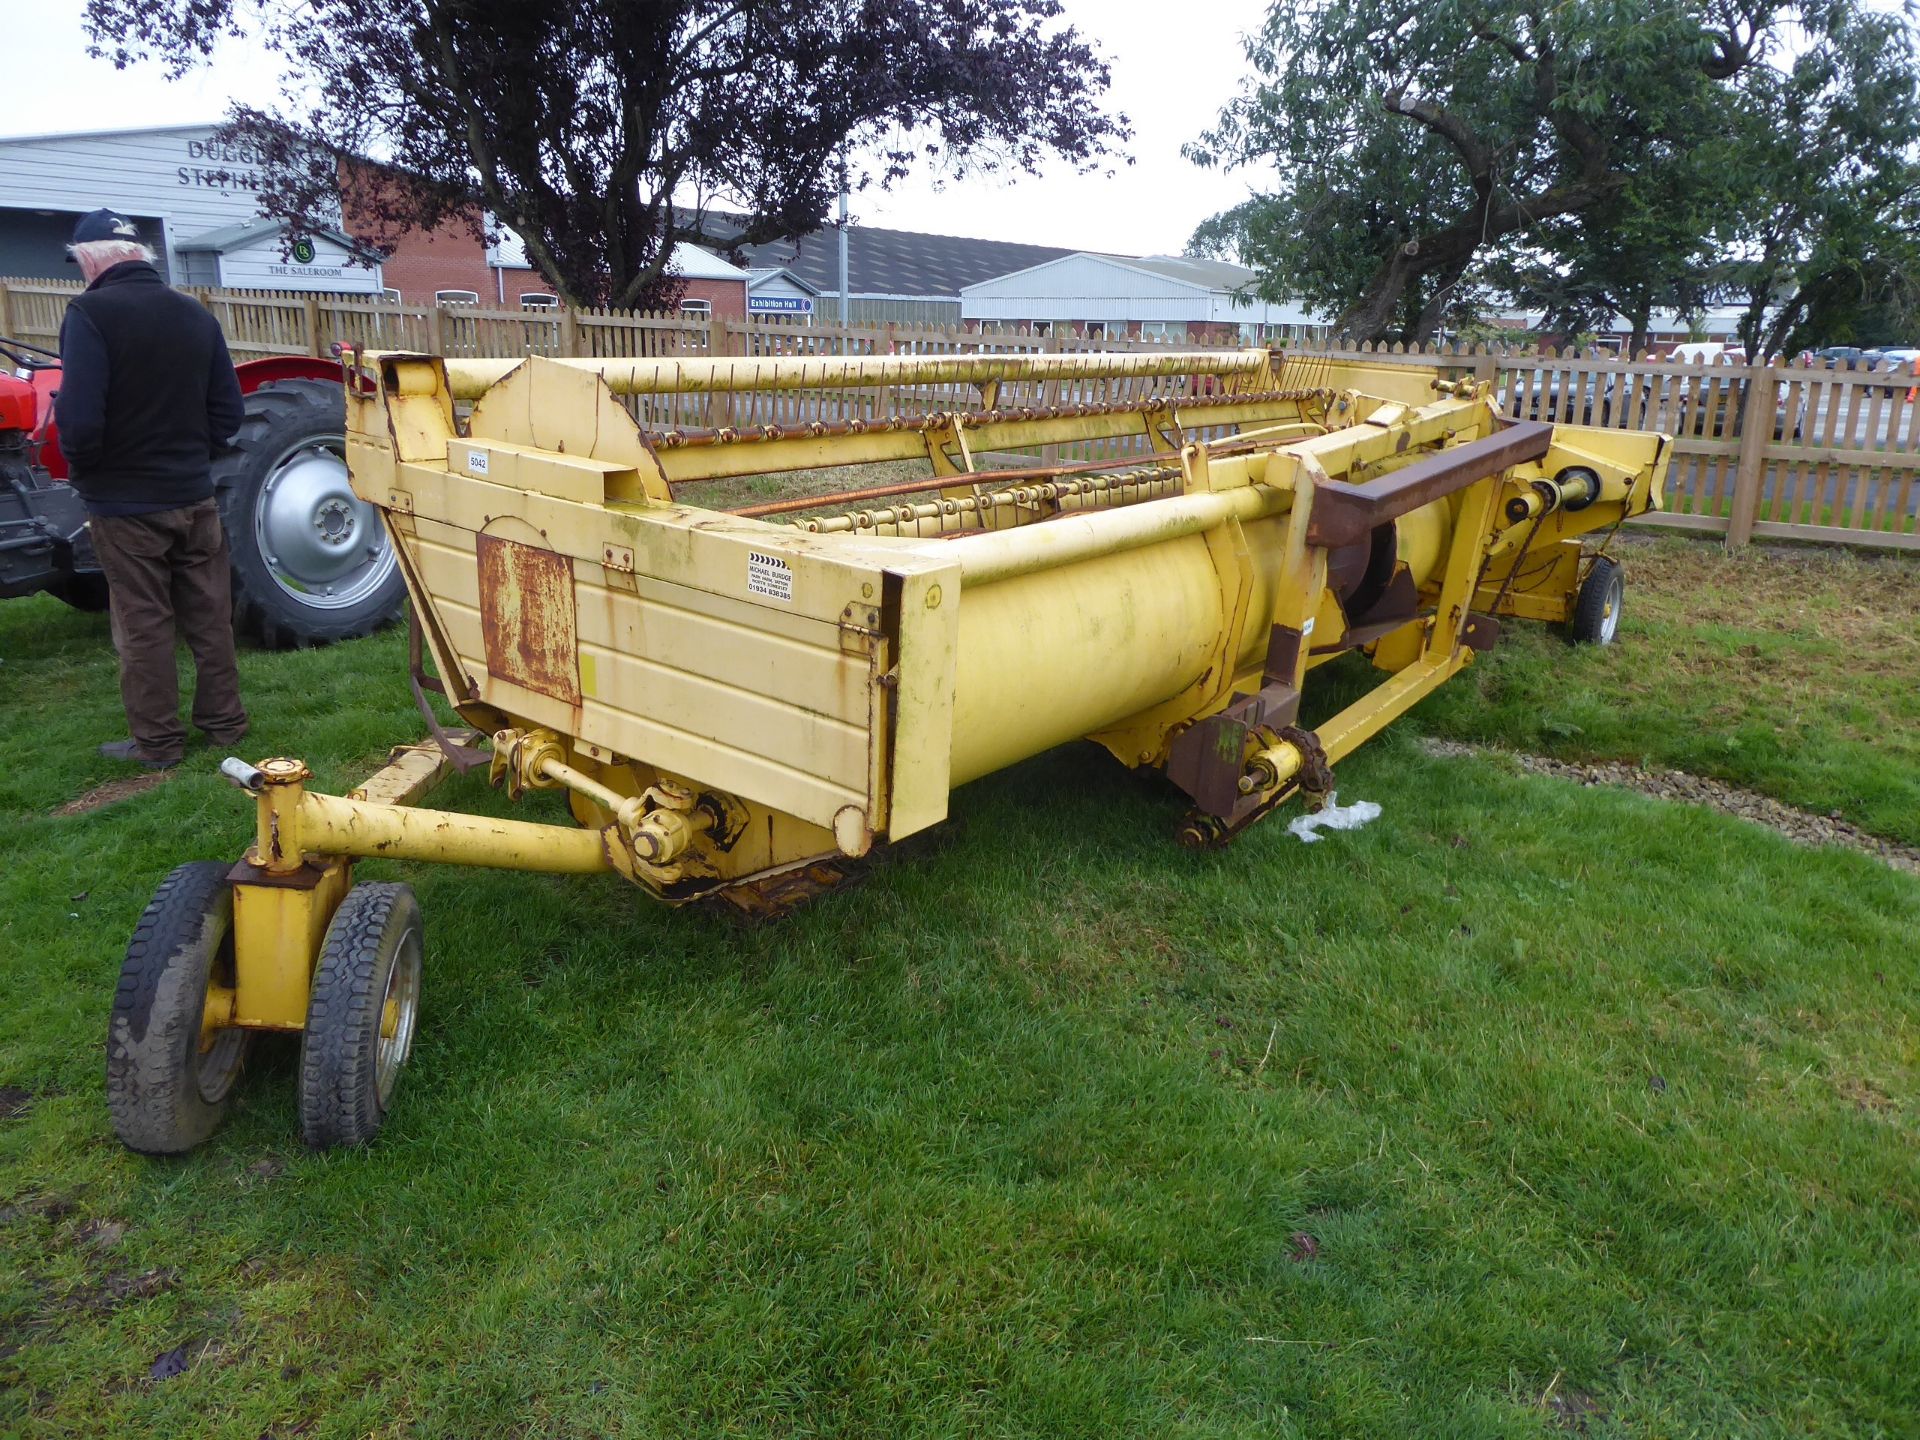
top-left (1, 539), bottom-right (1916, 1438)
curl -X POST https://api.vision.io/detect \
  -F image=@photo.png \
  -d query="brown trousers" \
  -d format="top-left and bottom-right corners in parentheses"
top-left (88, 500), bottom-right (248, 763)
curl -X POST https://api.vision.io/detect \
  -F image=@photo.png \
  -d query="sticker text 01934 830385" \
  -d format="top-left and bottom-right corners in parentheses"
top-left (746, 549), bottom-right (793, 603)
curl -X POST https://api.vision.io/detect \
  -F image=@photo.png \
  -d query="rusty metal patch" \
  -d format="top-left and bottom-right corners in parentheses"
top-left (476, 533), bottom-right (581, 705)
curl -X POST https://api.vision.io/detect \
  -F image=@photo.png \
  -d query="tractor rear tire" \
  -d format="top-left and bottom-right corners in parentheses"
top-left (299, 882), bottom-right (423, 1150)
top-left (214, 379), bottom-right (404, 648)
top-left (47, 573), bottom-right (110, 612)
top-left (1570, 556), bottom-right (1624, 646)
top-left (106, 862), bottom-right (251, 1155)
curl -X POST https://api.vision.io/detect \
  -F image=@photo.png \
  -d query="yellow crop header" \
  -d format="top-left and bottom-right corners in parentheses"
top-left (105, 346), bottom-right (1667, 1153)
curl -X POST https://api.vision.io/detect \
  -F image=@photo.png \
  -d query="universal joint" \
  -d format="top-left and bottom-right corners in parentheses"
top-left (1505, 466), bottom-right (1602, 524)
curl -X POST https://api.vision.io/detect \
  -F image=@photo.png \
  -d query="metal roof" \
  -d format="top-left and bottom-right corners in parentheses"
top-left (175, 218), bottom-right (362, 253)
top-left (1113, 254), bottom-right (1264, 292)
top-left (0, 122), bottom-right (221, 145)
top-left (668, 242), bottom-right (748, 282)
top-left (731, 224), bottom-right (1078, 299)
top-left (746, 266), bottom-right (823, 296)
top-left (962, 251), bottom-right (1264, 297)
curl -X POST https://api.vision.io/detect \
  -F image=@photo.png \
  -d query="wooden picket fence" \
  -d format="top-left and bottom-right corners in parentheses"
top-left (1352, 345), bottom-right (1919, 552)
top-left (3, 276), bottom-right (1913, 552)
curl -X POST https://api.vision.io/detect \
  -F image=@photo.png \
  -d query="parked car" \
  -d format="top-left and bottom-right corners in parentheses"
top-left (1507, 369), bottom-right (1624, 426)
top-left (1873, 348), bottom-right (1920, 396)
top-left (1508, 362), bottom-right (1804, 440)
top-left (1681, 372), bottom-right (1806, 440)
top-left (1799, 345), bottom-right (1874, 369)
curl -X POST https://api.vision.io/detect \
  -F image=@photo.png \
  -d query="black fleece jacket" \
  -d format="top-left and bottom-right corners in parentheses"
top-left (55, 261), bottom-right (246, 516)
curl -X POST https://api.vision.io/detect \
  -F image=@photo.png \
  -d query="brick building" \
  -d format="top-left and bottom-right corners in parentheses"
top-left (368, 189), bottom-right (749, 313)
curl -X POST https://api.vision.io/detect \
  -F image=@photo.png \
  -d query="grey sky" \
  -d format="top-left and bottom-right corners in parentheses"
top-left (12, 0), bottom-right (1275, 255)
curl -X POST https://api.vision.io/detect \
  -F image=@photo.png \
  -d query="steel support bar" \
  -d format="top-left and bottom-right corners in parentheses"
top-left (1305, 422), bottom-right (1559, 552)
top-left (347, 735), bottom-right (477, 808)
top-left (439, 349), bottom-right (1271, 402)
top-left (295, 791), bottom-right (614, 874)
top-left (1314, 654), bottom-right (1465, 763)
top-left (1305, 421), bottom-right (1553, 548)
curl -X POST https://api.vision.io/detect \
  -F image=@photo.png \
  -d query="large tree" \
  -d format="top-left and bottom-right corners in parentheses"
top-left (85, 0), bottom-right (1127, 308)
top-left (1709, 4), bottom-right (1920, 357)
top-left (1486, 166), bottom-right (1727, 356)
top-left (1188, 0), bottom-right (1919, 345)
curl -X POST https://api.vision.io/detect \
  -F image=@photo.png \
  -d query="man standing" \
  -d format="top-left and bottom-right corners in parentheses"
top-left (56, 208), bottom-right (249, 770)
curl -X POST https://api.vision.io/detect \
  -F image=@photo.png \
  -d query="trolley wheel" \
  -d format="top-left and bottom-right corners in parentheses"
top-left (299, 882), bottom-right (423, 1150)
top-left (106, 862), bottom-right (252, 1155)
top-left (1570, 555), bottom-right (1624, 646)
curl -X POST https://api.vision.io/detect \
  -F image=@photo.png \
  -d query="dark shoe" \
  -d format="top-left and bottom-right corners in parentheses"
top-left (99, 740), bottom-right (181, 771)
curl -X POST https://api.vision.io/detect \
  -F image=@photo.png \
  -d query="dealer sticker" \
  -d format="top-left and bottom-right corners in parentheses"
top-left (746, 549), bottom-right (793, 603)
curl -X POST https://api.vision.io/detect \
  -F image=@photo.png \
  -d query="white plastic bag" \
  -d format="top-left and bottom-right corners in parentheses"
top-left (1286, 792), bottom-right (1382, 844)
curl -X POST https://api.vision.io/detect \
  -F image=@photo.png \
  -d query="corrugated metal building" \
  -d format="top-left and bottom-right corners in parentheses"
top-left (731, 224), bottom-right (1075, 325)
top-left (961, 253), bottom-right (1327, 343)
top-left (0, 123), bottom-right (384, 293)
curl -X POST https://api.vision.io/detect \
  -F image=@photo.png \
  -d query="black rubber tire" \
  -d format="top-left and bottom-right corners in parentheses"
top-left (46, 572), bottom-right (110, 612)
top-left (214, 379), bottom-right (404, 648)
top-left (299, 882), bottom-right (423, 1150)
top-left (106, 862), bottom-right (251, 1155)
top-left (1570, 555), bottom-right (1624, 646)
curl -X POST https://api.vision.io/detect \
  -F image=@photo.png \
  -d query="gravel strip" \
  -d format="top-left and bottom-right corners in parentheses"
top-left (1419, 738), bottom-right (1920, 877)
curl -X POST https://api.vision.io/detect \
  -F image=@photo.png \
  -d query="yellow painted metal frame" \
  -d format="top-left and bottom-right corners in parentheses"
top-left (202, 347), bottom-right (1670, 1043)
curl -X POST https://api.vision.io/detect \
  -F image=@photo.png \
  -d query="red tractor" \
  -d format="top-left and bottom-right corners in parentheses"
top-left (0, 335), bottom-right (402, 645)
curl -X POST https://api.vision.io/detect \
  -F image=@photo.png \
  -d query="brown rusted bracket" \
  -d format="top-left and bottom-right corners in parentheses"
top-left (408, 605), bottom-right (490, 774)
top-left (1171, 720), bottom-right (1334, 849)
top-left (1165, 635), bottom-right (1304, 820)
top-left (1306, 421), bottom-right (1552, 550)
top-left (1459, 613), bottom-right (1502, 652)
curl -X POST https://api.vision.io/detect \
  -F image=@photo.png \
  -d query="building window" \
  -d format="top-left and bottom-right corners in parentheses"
top-left (1137, 321), bottom-right (1188, 342)
top-left (680, 299), bottom-right (712, 317)
top-left (1029, 320), bottom-right (1051, 336)
top-left (519, 293), bottom-right (558, 309)
top-left (1083, 321), bottom-right (1107, 339)
top-left (381, 287), bottom-right (402, 304)
top-left (435, 290), bottom-right (480, 306)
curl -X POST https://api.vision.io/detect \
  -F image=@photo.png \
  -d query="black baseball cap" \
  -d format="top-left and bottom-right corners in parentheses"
top-left (67, 208), bottom-right (143, 255)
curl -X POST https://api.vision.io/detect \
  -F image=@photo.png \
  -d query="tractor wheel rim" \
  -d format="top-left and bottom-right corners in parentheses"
top-left (197, 931), bottom-right (246, 1103)
top-left (1599, 579), bottom-right (1621, 643)
top-left (197, 1025), bottom-right (247, 1103)
top-left (254, 438), bottom-right (397, 609)
top-left (375, 922), bottom-right (423, 1107)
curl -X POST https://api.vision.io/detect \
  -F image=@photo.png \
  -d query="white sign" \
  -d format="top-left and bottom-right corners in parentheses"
top-left (466, 448), bottom-right (490, 476)
top-left (746, 549), bottom-right (793, 603)
top-left (748, 295), bottom-right (813, 314)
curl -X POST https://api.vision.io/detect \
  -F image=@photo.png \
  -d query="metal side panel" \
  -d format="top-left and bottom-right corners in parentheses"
top-left (395, 501), bottom-right (957, 836)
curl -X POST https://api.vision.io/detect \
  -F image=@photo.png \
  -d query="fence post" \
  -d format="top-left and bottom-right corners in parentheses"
top-left (1725, 358), bottom-right (1777, 548)
top-left (302, 295), bottom-right (322, 358)
top-left (559, 304), bottom-right (580, 357)
top-left (704, 313), bottom-right (729, 429)
top-left (424, 303), bottom-right (444, 357)
top-left (1471, 345), bottom-right (1497, 392)
top-left (1040, 329), bottom-right (1064, 467)
top-left (1726, 359), bottom-right (1775, 542)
